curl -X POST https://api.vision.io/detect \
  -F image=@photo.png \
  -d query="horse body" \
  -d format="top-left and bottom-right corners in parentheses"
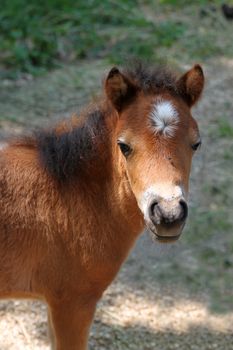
top-left (0, 137), bottom-right (141, 288)
top-left (0, 63), bottom-right (204, 349)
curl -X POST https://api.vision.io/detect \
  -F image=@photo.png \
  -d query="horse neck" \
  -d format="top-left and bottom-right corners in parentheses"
top-left (70, 110), bottom-right (144, 273)
top-left (53, 107), bottom-right (144, 275)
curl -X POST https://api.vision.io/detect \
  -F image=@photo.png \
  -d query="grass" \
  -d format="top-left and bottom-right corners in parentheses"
top-left (0, 0), bottom-right (233, 78)
top-left (0, 0), bottom-right (183, 77)
top-left (217, 119), bottom-right (233, 137)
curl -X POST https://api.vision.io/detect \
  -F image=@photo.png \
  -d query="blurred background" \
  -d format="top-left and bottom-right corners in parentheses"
top-left (0, 0), bottom-right (232, 349)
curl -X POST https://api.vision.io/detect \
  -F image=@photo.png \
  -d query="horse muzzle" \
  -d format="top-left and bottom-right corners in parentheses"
top-left (146, 197), bottom-right (188, 243)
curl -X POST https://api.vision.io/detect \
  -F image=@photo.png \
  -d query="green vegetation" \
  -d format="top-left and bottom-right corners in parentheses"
top-left (0, 0), bottom-right (232, 77)
top-left (217, 119), bottom-right (233, 137)
top-left (0, 0), bottom-right (183, 77)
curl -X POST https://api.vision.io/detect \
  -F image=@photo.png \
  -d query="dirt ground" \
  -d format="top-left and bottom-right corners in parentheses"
top-left (0, 57), bottom-right (232, 349)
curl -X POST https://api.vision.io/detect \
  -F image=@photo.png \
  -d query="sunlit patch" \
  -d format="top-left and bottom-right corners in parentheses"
top-left (150, 99), bottom-right (179, 137)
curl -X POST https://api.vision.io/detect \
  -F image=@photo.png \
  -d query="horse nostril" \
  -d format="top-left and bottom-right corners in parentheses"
top-left (149, 200), bottom-right (159, 220)
top-left (179, 199), bottom-right (188, 221)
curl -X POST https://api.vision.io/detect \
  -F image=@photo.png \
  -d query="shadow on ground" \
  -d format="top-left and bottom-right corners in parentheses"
top-left (90, 321), bottom-right (233, 350)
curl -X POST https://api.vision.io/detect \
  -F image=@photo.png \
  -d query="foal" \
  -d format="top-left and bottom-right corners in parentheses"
top-left (0, 63), bottom-right (204, 349)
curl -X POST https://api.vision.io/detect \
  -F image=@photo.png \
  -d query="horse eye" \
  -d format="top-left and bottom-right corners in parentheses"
top-left (117, 141), bottom-right (132, 157)
top-left (191, 140), bottom-right (202, 151)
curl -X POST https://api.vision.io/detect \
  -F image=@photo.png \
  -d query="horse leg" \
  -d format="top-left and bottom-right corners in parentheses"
top-left (48, 298), bottom-right (97, 350)
top-left (47, 308), bottom-right (56, 350)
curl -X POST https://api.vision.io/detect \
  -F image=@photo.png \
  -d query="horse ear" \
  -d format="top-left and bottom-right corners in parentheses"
top-left (105, 67), bottom-right (138, 111)
top-left (177, 64), bottom-right (204, 107)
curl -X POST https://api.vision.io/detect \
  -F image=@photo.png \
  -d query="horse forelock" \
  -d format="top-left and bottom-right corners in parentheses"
top-left (123, 62), bottom-right (178, 95)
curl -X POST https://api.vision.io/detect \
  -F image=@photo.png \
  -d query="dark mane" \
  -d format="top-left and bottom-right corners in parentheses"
top-left (123, 62), bottom-right (178, 95)
top-left (36, 107), bottom-right (109, 182)
top-left (9, 106), bottom-right (110, 182)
